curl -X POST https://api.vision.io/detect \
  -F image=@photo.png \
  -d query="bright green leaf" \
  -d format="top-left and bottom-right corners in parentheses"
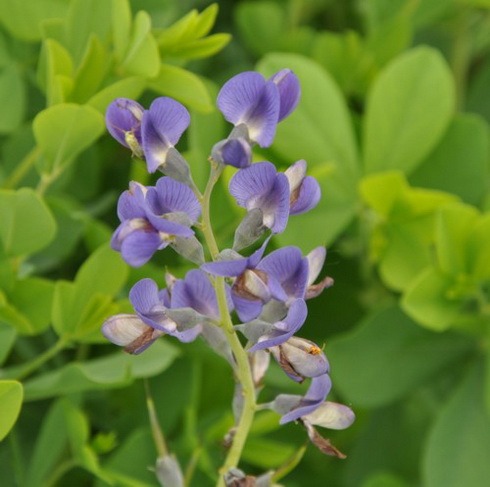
top-left (0, 380), bottom-right (23, 441)
top-left (423, 360), bottom-right (490, 487)
top-left (0, 188), bottom-right (56, 256)
top-left (0, 322), bottom-right (16, 365)
top-left (162, 33), bottom-right (231, 60)
top-left (0, 66), bottom-right (25, 133)
top-left (364, 47), bottom-right (454, 174)
top-left (111, 0), bottom-right (132, 62)
top-left (33, 103), bottom-right (105, 173)
top-left (23, 340), bottom-right (180, 400)
top-left (87, 76), bottom-right (145, 114)
top-left (329, 306), bottom-right (474, 407)
top-left (147, 64), bottom-right (212, 112)
top-left (410, 114), bottom-right (489, 206)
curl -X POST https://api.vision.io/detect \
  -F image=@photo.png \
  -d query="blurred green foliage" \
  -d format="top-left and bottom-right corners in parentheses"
top-left (0, 0), bottom-right (490, 486)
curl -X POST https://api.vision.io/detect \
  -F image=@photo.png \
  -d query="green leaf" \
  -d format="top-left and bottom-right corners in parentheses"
top-left (164, 33), bottom-right (231, 60)
top-left (65, 0), bottom-right (112, 64)
top-left (401, 268), bottom-right (462, 331)
top-left (0, 65), bottom-right (25, 133)
top-left (0, 321), bottom-right (16, 365)
top-left (0, 188), bottom-right (56, 256)
top-left (23, 340), bottom-right (180, 400)
top-left (362, 471), bottom-right (410, 487)
top-left (410, 114), bottom-right (490, 206)
top-left (147, 64), bottom-right (212, 112)
top-left (364, 47), bottom-right (454, 174)
top-left (235, 1), bottom-right (285, 56)
top-left (328, 306), bottom-right (473, 407)
top-left (423, 360), bottom-right (490, 487)
top-left (33, 103), bottom-right (105, 174)
top-left (0, 380), bottom-right (23, 441)
top-left (37, 38), bottom-right (73, 105)
top-left (0, 302), bottom-right (35, 335)
top-left (0, 0), bottom-right (69, 42)
top-left (121, 11), bottom-right (160, 78)
top-left (242, 437), bottom-right (296, 469)
top-left (8, 277), bottom-right (55, 334)
top-left (111, 0), bottom-right (132, 62)
top-left (71, 35), bottom-right (110, 103)
top-left (87, 76), bottom-right (145, 114)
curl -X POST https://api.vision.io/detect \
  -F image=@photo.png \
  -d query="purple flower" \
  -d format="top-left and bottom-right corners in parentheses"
top-left (111, 178), bottom-right (201, 267)
top-left (201, 238), bottom-right (287, 321)
top-left (236, 298), bottom-right (308, 351)
top-left (211, 137), bottom-right (252, 168)
top-left (269, 336), bottom-right (329, 383)
top-left (217, 70), bottom-right (300, 148)
top-left (275, 373), bottom-right (332, 424)
top-left (105, 98), bottom-right (145, 157)
top-left (284, 160), bottom-right (321, 215)
top-left (141, 97), bottom-right (190, 173)
top-left (129, 278), bottom-right (201, 342)
top-left (230, 162), bottom-right (290, 234)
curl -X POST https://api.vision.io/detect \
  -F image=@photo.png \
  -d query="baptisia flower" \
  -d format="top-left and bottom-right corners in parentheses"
top-left (106, 97), bottom-right (191, 178)
top-left (111, 178), bottom-right (201, 267)
top-left (102, 278), bottom-right (202, 353)
top-left (201, 238), bottom-right (287, 322)
top-left (211, 137), bottom-right (252, 168)
top-left (217, 69), bottom-right (300, 148)
top-left (285, 160), bottom-right (321, 215)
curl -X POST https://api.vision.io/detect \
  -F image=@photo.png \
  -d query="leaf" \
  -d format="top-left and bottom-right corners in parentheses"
top-left (410, 114), bottom-right (490, 206)
top-left (241, 437), bottom-right (296, 469)
top-left (423, 360), bottom-right (490, 487)
top-left (23, 340), bottom-right (180, 400)
top-left (0, 322), bottom-right (16, 365)
top-left (0, 380), bottom-right (23, 441)
top-left (235, 1), bottom-right (285, 56)
top-left (147, 64), bottom-right (212, 112)
top-left (163, 33), bottom-right (231, 60)
top-left (0, 188), bottom-right (56, 256)
top-left (363, 47), bottom-right (455, 174)
top-left (121, 11), bottom-right (160, 78)
top-left (87, 76), bottom-right (145, 114)
top-left (0, 65), bottom-right (25, 133)
top-left (0, 0), bottom-right (69, 42)
top-left (328, 306), bottom-right (474, 407)
top-left (33, 103), bottom-right (105, 174)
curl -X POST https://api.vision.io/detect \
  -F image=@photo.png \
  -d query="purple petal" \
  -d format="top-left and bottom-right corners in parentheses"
top-left (304, 401), bottom-right (355, 430)
top-left (141, 97), bottom-right (190, 173)
top-left (280, 374), bottom-right (332, 424)
top-left (229, 162), bottom-right (277, 207)
top-left (171, 324), bottom-right (202, 343)
top-left (217, 72), bottom-right (280, 147)
top-left (258, 247), bottom-right (309, 299)
top-left (116, 182), bottom-right (147, 220)
top-left (151, 177), bottom-right (201, 222)
top-left (261, 173), bottom-right (290, 233)
top-left (232, 294), bottom-right (263, 322)
top-left (269, 69), bottom-right (301, 121)
top-left (129, 278), bottom-right (161, 315)
top-left (212, 137), bottom-right (252, 168)
top-left (285, 160), bottom-right (307, 193)
top-left (105, 98), bottom-right (144, 147)
top-left (119, 229), bottom-right (162, 267)
top-left (202, 258), bottom-right (249, 277)
top-left (248, 298), bottom-right (307, 351)
top-left (290, 176), bottom-right (321, 215)
top-left (306, 247), bottom-right (326, 286)
top-left (171, 269), bottom-right (219, 319)
top-left (247, 236), bottom-right (272, 268)
top-left (145, 212), bottom-right (195, 237)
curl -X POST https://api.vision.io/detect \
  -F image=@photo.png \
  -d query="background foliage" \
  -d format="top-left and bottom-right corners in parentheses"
top-left (0, 0), bottom-right (489, 486)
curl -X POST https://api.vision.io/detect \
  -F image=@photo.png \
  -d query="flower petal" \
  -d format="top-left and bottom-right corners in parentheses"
top-left (171, 269), bottom-right (219, 319)
top-left (269, 69), bottom-right (301, 121)
top-left (303, 401), bottom-right (355, 430)
top-left (212, 137), bottom-right (252, 168)
top-left (279, 373), bottom-right (332, 424)
top-left (117, 182), bottom-right (147, 220)
top-left (141, 97), bottom-right (190, 173)
top-left (202, 258), bottom-right (249, 277)
top-left (152, 177), bottom-right (201, 221)
top-left (306, 247), bottom-right (326, 286)
top-left (105, 98), bottom-right (144, 147)
top-left (119, 229), bottom-right (162, 267)
top-left (258, 247), bottom-right (309, 299)
top-left (232, 294), bottom-right (264, 322)
top-left (229, 162), bottom-right (277, 207)
top-left (290, 176), bottom-right (321, 215)
top-left (261, 173), bottom-right (290, 233)
top-left (129, 278), bottom-right (162, 315)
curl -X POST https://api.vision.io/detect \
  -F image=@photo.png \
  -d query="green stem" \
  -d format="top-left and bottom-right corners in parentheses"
top-left (13, 337), bottom-right (69, 381)
top-left (144, 379), bottom-right (168, 457)
top-left (198, 161), bottom-right (257, 486)
top-left (3, 146), bottom-right (41, 189)
top-left (42, 459), bottom-right (77, 487)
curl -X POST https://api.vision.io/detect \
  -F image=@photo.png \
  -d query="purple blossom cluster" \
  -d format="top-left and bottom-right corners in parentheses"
top-left (102, 68), bottom-right (354, 464)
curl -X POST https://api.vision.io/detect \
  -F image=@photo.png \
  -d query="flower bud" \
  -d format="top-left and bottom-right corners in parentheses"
top-left (233, 269), bottom-right (270, 302)
top-left (212, 137), bottom-right (252, 168)
top-left (270, 336), bottom-right (329, 382)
